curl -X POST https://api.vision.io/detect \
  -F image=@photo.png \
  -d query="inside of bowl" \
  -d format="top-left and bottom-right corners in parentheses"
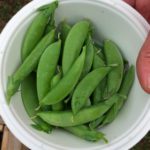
top-left (2, 0), bottom-right (149, 149)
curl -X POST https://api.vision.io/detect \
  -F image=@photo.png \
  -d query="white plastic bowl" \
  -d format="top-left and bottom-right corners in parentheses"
top-left (0, 0), bottom-right (150, 150)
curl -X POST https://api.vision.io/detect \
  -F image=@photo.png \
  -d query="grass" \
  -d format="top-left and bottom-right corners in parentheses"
top-left (0, 0), bottom-right (149, 149)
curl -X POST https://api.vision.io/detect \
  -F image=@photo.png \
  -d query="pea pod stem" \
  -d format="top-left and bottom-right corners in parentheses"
top-left (94, 46), bottom-right (104, 60)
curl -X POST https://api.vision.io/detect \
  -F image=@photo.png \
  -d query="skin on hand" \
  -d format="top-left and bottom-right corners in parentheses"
top-left (124, 0), bottom-right (150, 23)
top-left (124, 0), bottom-right (135, 7)
top-left (136, 0), bottom-right (150, 23)
top-left (124, 0), bottom-right (150, 93)
top-left (136, 33), bottom-right (150, 93)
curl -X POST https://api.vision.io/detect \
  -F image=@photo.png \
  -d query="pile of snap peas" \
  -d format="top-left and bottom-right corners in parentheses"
top-left (6, 1), bottom-right (135, 143)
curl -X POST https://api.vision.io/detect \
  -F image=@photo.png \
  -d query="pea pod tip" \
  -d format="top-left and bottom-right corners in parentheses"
top-left (38, 0), bottom-right (59, 11)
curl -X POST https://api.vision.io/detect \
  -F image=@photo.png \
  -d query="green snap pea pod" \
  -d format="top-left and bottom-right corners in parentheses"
top-left (100, 98), bottom-right (120, 127)
top-left (38, 95), bottom-right (118, 127)
top-left (50, 72), bottom-right (62, 89)
top-left (103, 40), bottom-right (124, 98)
top-left (119, 65), bottom-right (135, 97)
top-left (86, 98), bottom-right (91, 107)
top-left (93, 79), bottom-right (106, 104)
top-left (89, 54), bottom-right (106, 128)
top-left (31, 124), bottom-right (44, 131)
top-left (21, 73), bottom-right (38, 117)
top-left (59, 21), bottom-right (71, 65)
top-left (93, 53), bottom-right (105, 68)
top-left (92, 53), bottom-right (106, 104)
top-left (21, 1), bottom-right (58, 61)
top-left (52, 101), bottom-right (64, 111)
top-left (39, 47), bottom-right (86, 106)
top-left (89, 115), bottom-right (105, 129)
top-left (62, 20), bottom-right (90, 74)
top-left (44, 13), bottom-right (55, 35)
top-left (6, 29), bottom-right (55, 103)
top-left (81, 36), bottom-right (94, 78)
top-left (37, 40), bottom-right (61, 100)
top-left (65, 125), bottom-right (108, 143)
top-left (21, 73), bottom-right (52, 133)
top-left (116, 65), bottom-right (135, 110)
top-left (51, 72), bottom-right (64, 111)
top-left (101, 66), bottom-right (135, 126)
top-left (72, 67), bottom-right (111, 114)
top-left (60, 20), bottom-right (71, 44)
top-left (38, 1), bottom-right (58, 11)
top-left (90, 54), bottom-right (106, 127)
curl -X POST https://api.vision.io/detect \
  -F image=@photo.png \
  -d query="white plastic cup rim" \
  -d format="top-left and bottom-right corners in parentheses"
top-left (0, 0), bottom-right (150, 150)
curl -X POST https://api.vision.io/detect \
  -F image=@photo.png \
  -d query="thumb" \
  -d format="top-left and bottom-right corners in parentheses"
top-left (136, 32), bottom-right (150, 93)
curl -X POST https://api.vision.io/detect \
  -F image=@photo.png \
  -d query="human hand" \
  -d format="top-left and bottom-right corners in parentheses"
top-left (124, 0), bottom-right (150, 23)
top-left (124, 0), bottom-right (150, 93)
